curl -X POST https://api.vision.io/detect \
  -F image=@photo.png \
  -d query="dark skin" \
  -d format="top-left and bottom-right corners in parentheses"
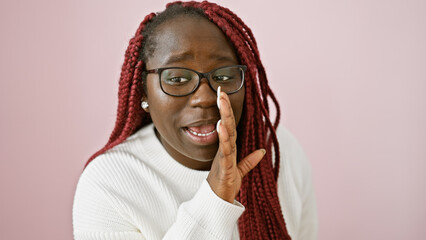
top-left (143, 15), bottom-right (265, 203)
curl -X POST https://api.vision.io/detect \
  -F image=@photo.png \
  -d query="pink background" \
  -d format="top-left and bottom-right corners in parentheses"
top-left (1, 0), bottom-right (425, 239)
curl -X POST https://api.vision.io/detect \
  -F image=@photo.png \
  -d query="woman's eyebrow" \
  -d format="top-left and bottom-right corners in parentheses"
top-left (209, 54), bottom-right (236, 63)
top-left (163, 53), bottom-right (193, 65)
top-left (163, 52), bottom-right (236, 66)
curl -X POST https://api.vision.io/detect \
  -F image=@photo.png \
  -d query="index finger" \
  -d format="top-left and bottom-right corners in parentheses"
top-left (217, 87), bottom-right (237, 142)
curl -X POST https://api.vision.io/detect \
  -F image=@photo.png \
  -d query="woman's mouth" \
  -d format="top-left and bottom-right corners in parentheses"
top-left (183, 124), bottom-right (218, 145)
top-left (187, 127), bottom-right (216, 137)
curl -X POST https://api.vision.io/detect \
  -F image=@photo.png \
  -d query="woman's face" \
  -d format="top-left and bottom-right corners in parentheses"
top-left (144, 15), bottom-right (245, 170)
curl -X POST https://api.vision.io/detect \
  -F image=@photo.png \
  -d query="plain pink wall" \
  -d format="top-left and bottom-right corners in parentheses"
top-left (1, 0), bottom-right (425, 239)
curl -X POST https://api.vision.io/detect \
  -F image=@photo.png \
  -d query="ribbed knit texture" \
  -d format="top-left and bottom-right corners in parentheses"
top-left (73, 124), bottom-right (318, 240)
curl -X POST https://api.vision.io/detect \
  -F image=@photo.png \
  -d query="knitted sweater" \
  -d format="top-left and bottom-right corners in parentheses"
top-left (72, 124), bottom-right (318, 240)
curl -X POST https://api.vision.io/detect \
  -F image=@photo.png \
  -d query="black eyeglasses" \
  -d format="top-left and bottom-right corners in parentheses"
top-left (146, 65), bottom-right (247, 97)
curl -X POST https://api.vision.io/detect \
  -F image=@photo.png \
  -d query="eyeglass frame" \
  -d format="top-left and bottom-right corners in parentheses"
top-left (145, 65), bottom-right (247, 97)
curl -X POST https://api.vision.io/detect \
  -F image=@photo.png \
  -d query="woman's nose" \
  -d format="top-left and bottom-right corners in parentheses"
top-left (189, 78), bottom-right (217, 108)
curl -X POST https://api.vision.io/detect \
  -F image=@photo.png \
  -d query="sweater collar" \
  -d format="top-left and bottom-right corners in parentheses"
top-left (135, 123), bottom-right (209, 189)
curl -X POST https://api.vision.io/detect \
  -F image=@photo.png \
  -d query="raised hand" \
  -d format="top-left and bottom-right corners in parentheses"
top-left (207, 87), bottom-right (266, 203)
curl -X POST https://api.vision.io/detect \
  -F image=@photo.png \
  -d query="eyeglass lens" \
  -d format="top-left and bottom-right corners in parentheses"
top-left (160, 66), bottom-right (244, 96)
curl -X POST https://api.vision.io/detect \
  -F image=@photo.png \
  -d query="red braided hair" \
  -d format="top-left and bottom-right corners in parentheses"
top-left (85, 1), bottom-right (290, 239)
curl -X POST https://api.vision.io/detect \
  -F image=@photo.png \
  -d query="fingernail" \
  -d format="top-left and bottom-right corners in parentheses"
top-left (260, 149), bottom-right (266, 155)
top-left (216, 119), bottom-right (221, 134)
top-left (217, 86), bottom-right (221, 110)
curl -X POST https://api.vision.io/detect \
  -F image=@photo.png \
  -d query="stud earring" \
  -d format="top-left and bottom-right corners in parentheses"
top-left (141, 101), bottom-right (149, 110)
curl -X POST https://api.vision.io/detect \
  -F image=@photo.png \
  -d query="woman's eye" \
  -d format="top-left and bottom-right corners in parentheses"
top-left (165, 77), bottom-right (190, 84)
top-left (213, 75), bottom-right (232, 82)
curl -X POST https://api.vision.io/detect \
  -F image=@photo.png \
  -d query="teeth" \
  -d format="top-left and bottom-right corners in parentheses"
top-left (187, 128), bottom-right (216, 137)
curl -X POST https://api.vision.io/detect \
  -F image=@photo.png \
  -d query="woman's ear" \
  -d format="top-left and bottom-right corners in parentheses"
top-left (141, 97), bottom-right (149, 113)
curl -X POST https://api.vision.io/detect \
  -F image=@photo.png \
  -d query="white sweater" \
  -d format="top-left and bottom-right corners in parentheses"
top-left (73, 124), bottom-right (318, 240)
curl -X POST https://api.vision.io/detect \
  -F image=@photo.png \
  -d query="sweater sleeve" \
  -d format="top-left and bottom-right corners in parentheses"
top-left (72, 156), bottom-right (244, 240)
top-left (276, 126), bottom-right (318, 240)
top-left (295, 147), bottom-right (318, 240)
top-left (163, 179), bottom-right (244, 239)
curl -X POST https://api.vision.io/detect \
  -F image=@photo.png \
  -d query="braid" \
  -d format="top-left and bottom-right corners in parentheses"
top-left (85, 13), bottom-right (155, 167)
top-left (85, 1), bottom-right (290, 239)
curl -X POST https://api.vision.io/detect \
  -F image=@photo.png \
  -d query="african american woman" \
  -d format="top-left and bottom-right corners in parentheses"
top-left (73, 1), bottom-right (318, 239)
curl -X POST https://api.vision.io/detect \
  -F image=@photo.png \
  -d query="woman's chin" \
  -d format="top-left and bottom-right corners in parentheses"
top-left (182, 145), bottom-right (218, 164)
top-left (186, 150), bottom-right (217, 163)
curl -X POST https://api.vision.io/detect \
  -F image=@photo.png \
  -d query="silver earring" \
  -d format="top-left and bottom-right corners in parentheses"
top-left (141, 101), bottom-right (149, 109)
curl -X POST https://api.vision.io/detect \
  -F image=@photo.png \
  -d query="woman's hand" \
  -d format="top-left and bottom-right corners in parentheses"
top-left (207, 87), bottom-right (266, 203)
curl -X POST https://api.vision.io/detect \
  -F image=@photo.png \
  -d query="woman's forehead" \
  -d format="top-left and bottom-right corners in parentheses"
top-left (146, 15), bottom-right (238, 68)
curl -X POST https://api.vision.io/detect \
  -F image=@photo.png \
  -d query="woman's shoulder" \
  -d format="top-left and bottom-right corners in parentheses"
top-left (73, 124), bottom-right (162, 234)
top-left (80, 124), bottom-right (156, 183)
top-left (275, 125), bottom-right (313, 191)
top-left (276, 125), bottom-right (306, 158)
top-left (274, 125), bottom-right (318, 239)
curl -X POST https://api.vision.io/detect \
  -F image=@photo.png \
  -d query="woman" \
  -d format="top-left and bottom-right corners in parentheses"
top-left (73, 1), bottom-right (318, 239)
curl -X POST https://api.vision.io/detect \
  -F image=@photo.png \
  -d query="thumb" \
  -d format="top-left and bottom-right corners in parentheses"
top-left (238, 149), bottom-right (266, 177)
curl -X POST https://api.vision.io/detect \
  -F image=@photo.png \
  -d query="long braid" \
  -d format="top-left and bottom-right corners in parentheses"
top-left (85, 1), bottom-right (290, 239)
top-left (85, 13), bottom-right (155, 167)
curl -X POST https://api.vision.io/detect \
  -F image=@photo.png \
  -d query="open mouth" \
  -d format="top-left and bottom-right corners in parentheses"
top-left (187, 127), bottom-right (216, 137)
top-left (183, 123), bottom-right (218, 145)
